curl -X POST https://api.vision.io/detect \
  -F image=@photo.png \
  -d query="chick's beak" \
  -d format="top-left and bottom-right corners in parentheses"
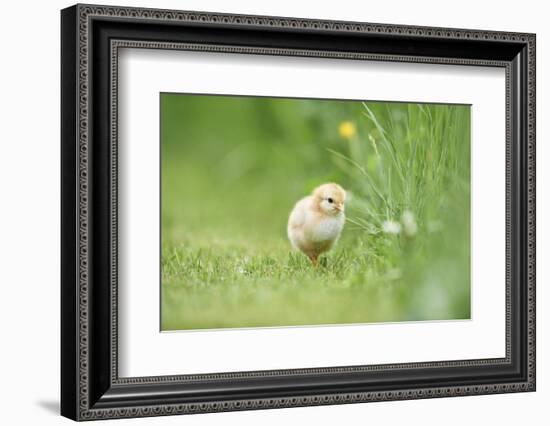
top-left (335, 203), bottom-right (344, 212)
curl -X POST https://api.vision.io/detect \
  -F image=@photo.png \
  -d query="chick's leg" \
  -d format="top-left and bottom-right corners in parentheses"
top-left (308, 254), bottom-right (318, 267)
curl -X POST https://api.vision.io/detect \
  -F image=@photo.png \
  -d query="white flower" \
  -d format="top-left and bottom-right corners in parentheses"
top-left (385, 268), bottom-right (402, 281)
top-left (402, 210), bottom-right (418, 237)
top-left (382, 220), bottom-right (401, 234)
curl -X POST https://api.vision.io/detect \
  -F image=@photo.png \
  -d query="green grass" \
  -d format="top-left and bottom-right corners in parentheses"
top-left (161, 94), bottom-right (471, 330)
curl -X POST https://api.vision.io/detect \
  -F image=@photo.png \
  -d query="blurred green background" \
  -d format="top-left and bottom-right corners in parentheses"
top-left (161, 93), bottom-right (471, 330)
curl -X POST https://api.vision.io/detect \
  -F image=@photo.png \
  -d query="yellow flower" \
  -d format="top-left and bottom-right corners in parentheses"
top-left (338, 121), bottom-right (356, 140)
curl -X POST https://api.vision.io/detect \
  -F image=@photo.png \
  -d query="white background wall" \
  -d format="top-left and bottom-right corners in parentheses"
top-left (0, 0), bottom-right (546, 424)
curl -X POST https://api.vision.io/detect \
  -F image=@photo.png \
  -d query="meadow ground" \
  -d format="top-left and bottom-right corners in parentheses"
top-left (161, 94), bottom-right (471, 330)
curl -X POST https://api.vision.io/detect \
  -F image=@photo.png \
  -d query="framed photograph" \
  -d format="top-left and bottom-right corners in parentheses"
top-left (61, 4), bottom-right (536, 421)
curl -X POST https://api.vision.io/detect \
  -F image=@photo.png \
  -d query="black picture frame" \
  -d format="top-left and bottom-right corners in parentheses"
top-left (61, 4), bottom-right (536, 421)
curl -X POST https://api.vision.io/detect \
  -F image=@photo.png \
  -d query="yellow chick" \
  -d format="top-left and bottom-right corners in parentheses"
top-left (287, 183), bottom-right (346, 265)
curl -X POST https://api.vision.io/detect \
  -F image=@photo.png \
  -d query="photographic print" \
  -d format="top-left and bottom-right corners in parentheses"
top-left (160, 94), bottom-right (471, 331)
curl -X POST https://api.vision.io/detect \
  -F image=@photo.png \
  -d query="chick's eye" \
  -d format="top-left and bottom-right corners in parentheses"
top-left (327, 198), bottom-right (334, 203)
